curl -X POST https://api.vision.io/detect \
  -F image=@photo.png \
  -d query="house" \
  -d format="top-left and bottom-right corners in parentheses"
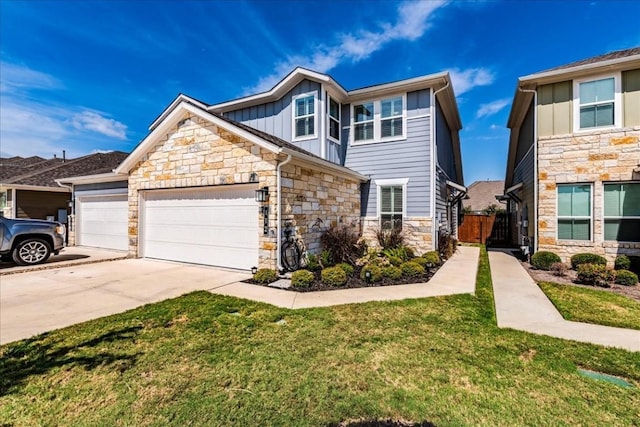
top-left (63, 67), bottom-right (465, 271)
top-left (504, 47), bottom-right (640, 263)
top-left (1, 152), bottom-right (128, 228)
top-left (463, 180), bottom-right (505, 214)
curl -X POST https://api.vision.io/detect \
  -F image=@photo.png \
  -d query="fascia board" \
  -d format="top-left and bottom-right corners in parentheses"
top-left (519, 55), bottom-right (640, 86)
top-left (55, 172), bottom-right (128, 186)
top-left (149, 94), bottom-right (209, 131)
top-left (0, 184), bottom-right (70, 193)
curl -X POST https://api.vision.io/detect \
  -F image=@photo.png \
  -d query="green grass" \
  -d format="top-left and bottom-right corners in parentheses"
top-left (1, 247), bottom-right (639, 426)
top-left (539, 281), bottom-right (640, 330)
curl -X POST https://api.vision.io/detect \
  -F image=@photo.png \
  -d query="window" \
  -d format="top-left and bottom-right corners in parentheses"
top-left (574, 75), bottom-right (620, 130)
top-left (293, 92), bottom-right (316, 139)
top-left (0, 191), bottom-right (6, 209)
top-left (557, 184), bottom-right (591, 240)
top-left (604, 182), bottom-right (640, 241)
top-left (352, 95), bottom-right (405, 144)
top-left (328, 97), bottom-right (340, 141)
top-left (380, 186), bottom-right (403, 230)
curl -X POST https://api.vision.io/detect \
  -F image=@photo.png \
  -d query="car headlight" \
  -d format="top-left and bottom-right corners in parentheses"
top-left (55, 225), bottom-right (66, 235)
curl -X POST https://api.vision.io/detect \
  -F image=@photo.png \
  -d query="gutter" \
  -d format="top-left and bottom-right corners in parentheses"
top-left (276, 154), bottom-right (293, 272)
top-left (518, 86), bottom-right (538, 253)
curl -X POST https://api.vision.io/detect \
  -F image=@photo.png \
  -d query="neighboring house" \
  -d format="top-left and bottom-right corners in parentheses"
top-left (463, 180), bottom-right (505, 213)
top-left (62, 67), bottom-right (465, 271)
top-left (504, 47), bottom-right (640, 263)
top-left (1, 152), bottom-right (128, 228)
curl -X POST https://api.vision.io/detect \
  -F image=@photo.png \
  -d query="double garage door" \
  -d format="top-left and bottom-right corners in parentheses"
top-left (141, 186), bottom-right (259, 270)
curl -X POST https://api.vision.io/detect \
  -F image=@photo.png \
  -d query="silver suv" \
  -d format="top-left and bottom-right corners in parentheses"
top-left (0, 217), bottom-right (65, 265)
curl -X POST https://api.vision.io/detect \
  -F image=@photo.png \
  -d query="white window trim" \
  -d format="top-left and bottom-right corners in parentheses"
top-left (292, 91), bottom-right (318, 142)
top-left (556, 183), bottom-right (593, 242)
top-left (351, 94), bottom-right (407, 146)
top-left (572, 72), bottom-right (622, 133)
top-left (602, 181), bottom-right (640, 242)
top-left (375, 178), bottom-right (409, 229)
top-left (327, 95), bottom-right (341, 143)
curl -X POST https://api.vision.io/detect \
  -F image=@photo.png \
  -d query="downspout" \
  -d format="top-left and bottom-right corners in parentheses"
top-left (518, 86), bottom-right (538, 253)
top-left (276, 154), bottom-right (293, 272)
top-left (431, 80), bottom-right (451, 248)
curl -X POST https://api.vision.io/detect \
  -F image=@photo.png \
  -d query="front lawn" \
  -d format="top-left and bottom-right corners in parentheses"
top-left (539, 281), bottom-right (640, 330)
top-left (1, 247), bottom-right (639, 426)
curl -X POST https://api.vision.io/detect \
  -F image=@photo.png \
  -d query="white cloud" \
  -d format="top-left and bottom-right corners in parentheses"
top-left (476, 98), bottom-right (511, 118)
top-left (0, 61), bottom-right (64, 93)
top-left (246, 0), bottom-right (449, 93)
top-left (449, 68), bottom-right (495, 96)
top-left (71, 111), bottom-right (127, 139)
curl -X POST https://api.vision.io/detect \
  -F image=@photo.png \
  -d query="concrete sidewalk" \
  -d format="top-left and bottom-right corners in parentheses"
top-left (211, 245), bottom-right (480, 309)
top-left (489, 249), bottom-right (640, 352)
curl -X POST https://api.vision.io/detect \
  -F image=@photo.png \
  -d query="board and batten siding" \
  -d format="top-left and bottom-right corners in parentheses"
top-left (511, 145), bottom-right (535, 248)
top-left (344, 89), bottom-right (432, 218)
top-left (623, 68), bottom-right (640, 127)
top-left (434, 100), bottom-right (454, 233)
top-left (223, 79), bottom-right (322, 157)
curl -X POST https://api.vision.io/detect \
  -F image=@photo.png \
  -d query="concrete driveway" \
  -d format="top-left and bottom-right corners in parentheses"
top-left (0, 258), bottom-right (250, 345)
top-left (0, 246), bottom-right (128, 275)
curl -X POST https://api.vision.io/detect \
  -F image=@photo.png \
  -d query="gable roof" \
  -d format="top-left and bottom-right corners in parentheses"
top-left (463, 180), bottom-right (505, 211)
top-left (2, 151), bottom-right (129, 189)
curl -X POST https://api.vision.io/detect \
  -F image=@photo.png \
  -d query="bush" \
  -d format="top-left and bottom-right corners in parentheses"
top-left (319, 250), bottom-right (334, 268)
top-left (438, 233), bottom-right (457, 260)
top-left (411, 257), bottom-right (430, 268)
top-left (336, 262), bottom-right (355, 277)
top-left (550, 262), bottom-right (569, 277)
top-left (360, 264), bottom-right (383, 282)
top-left (382, 266), bottom-right (403, 280)
top-left (387, 256), bottom-right (403, 267)
top-left (382, 245), bottom-right (415, 262)
top-left (400, 261), bottom-right (426, 277)
top-left (304, 253), bottom-right (320, 271)
top-left (291, 269), bottom-right (315, 288)
top-left (531, 251), bottom-right (561, 271)
top-left (320, 224), bottom-right (365, 264)
top-left (253, 268), bottom-right (278, 284)
top-left (422, 250), bottom-right (441, 267)
top-left (576, 264), bottom-right (615, 287)
top-left (614, 255), bottom-right (631, 271)
top-left (615, 270), bottom-right (638, 286)
top-left (375, 227), bottom-right (405, 250)
top-left (571, 253), bottom-right (607, 270)
top-left (321, 266), bottom-right (347, 287)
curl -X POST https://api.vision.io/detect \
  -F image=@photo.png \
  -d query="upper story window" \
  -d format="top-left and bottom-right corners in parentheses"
top-left (557, 184), bottom-right (592, 241)
top-left (573, 74), bottom-right (621, 131)
top-left (604, 182), bottom-right (640, 242)
top-left (352, 95), bottom-right (406, 144)
top-left (328, 97), bottom-right (340, 142)
top-left (293, 92), bottom-right (316, 140)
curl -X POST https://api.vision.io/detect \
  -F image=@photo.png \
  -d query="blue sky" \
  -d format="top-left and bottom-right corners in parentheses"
top-left (1, 0), bottom-right (639, 185)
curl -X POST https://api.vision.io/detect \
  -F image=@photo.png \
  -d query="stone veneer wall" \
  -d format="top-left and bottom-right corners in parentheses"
top-left (537, 126), bottom-right (640, 264)
top-left (127, 113), bottom-right (279, 269)
top-left (361, 217), bottom-right (434, 254)
top-left (280, 163), bottom-right (361, 255)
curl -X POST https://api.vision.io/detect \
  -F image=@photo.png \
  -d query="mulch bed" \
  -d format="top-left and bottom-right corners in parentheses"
top-left (244, 264), bottom-right (440, 292)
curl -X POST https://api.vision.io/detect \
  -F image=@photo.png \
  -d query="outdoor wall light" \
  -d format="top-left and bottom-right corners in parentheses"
top-left (255, 187), bottom-right (269, 203)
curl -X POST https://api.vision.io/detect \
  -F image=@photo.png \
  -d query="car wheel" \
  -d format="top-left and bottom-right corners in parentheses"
top-left (12, 239), bottom-right (52, 266)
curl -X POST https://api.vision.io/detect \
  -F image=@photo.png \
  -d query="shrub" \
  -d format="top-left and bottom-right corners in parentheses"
top-left (438, 233), bottom-right (457, 260)
top-left (576, 264), bottom-right (615, 287)
top-left (336, 262), bottom-right (355, 277)
top-left (291, 269), bottom-right (315, 288)
top-left (400, 261), bottom-right (426, 277)
top-left (550, 262), bottom-right (569, 277)
top-left (422, 250), bottom-right (441, 267)
top-left (319, 250), bottom-right (334, 268)
top-left (615, 270), bottom-right (638, 286)
top-left (375, 226), bottom-right (405, 250)
top-left (530, 251), bottom-right (561, 271)
top-left (411, 257), bottom-right (430, 268)
top-left (387, 256), bottom-right (403, 266)
top-left (614, 255), bottom-right (631, 271)
top-left (382, 245), bottom-right (414, 262)
top-left (382, 266), bottom-right (403, 280)
top-left (629, 256), bottom-right (640, 275)
top-left (304, 253), bottom-right (320, 271)
top-left (320, 224), bottom-right (365, 264)
top-left (253, 268), bottom-right (278, 284)
top-left (321, 266), bottom-right (347, 287)
top-left (571, 253), bottom-right (607, 270)
top-left (360, 264), bottom-right (383, 282)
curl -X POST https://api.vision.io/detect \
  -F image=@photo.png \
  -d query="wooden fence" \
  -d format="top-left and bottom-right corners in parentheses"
top-left (458, 213), bottom-right (509, 245)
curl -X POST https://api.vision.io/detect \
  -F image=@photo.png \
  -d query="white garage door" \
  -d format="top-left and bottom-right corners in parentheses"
top-left (77, 194), bottom-right (129, 251)
top-left (142, 186), bottom-right (259, 270)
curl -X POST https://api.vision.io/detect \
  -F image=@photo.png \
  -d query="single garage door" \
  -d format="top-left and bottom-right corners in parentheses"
top-left (77, 194), bottom-right (129, 251)
top-left (142, 186), bottom-right (259, 270)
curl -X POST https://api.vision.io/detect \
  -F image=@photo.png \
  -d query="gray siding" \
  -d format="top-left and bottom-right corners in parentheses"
top-left (511, 142), bottom-right (535, 249)
top-left (224, 79), bottom-right (322, 157)
top-left (435, 100), bottom-right (456, 181)
top-left (516, 102), bottom-right (534, 165)
top-left (344, 114), bottom-right (431, 217)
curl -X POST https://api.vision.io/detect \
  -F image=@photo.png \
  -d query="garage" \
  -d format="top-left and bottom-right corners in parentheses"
top-left (76, 194), bottom-right (129, 251)
top-left (141, 185), bottom-right (259, 270)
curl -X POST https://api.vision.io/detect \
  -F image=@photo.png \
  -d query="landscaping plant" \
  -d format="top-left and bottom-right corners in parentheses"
top-left (422, 250), bottom-right (441, 266)
top-left (375, 226), bottom-right (404, 250)
top-left (570, 253), bottom-right (607, 270)
top-left (319, 224), bottom-right (365, 264)
top-left (360, 264), bottom-right (383, 282)
top-left (318, 250), bottom-right (334, 269)
top-left (291, 270), bottom-right (315, 288)
top-left (336, 262), bottom-right (355, 277)
top-left (576, 263), bottom-right (615, 287)
top-left (530, 251), bottom-right (561, 271)
top-left (382, 245), bottom-right (414, 262)
top-left (381, 265), bottom-right (403, 280)
top-left (615, 270), bottom-right (638, 286)
top-left (614, 255), bottom-right (631, 271)
top-left (438, 232), bottom-right (457, 260)
top-left (253, 268), bottom-right (278, 284)
top-left (320, 266), bottom-right (347, 287)
top-left (550, 262), bottom-right (569, 277)
top-left (400, 261), bottom-right (425, 277)
top-left (304, 253), bottom-right (320, 271)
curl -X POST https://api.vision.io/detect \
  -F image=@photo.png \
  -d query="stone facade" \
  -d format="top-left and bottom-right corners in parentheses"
top-left (361, 217), bottom-right (434, 254)
top-left (537, 126), bottom-right (640, 264)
